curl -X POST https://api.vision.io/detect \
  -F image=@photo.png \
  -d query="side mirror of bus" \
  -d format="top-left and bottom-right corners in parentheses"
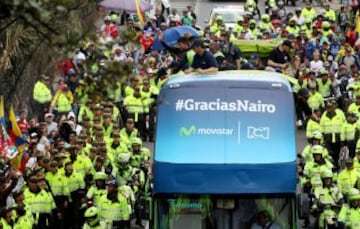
top-left (296, 193), bottom-right (310, 219)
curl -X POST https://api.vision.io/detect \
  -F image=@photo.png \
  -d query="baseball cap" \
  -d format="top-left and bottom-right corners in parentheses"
top-left (192, 39), bottom-right (204, 48)
top-left (282, 40), bottom-right (293, 48)
top-left (45, 113), bottom-right (54, 118)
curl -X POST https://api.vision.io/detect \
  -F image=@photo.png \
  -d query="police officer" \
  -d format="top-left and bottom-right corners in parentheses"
top-left (98, 179), bottom-right (131, 229)
top-left (63, 158), bottom-right (86, 229)
top-left (338, 189), bottom-right (360, 228)
top-left (86, 172), bottom-right (108, 206)
top-left (313, 171), bottom-right (343, 211)
top-left (340, 113), bottom-right (359, 158)
top-left (130, 138), bottom-right (150, 169)
top-left (140, 79), bottom-right (158, 142)
top-left (45, 161), bottom-right (69, 229)
top-left (337, 159), bottom-right (360, 195)
top-left (33, 75), bottom-right (52, 122)
top-left (108, 132), bottom-right (129, 160)
top-left (123, 87), bottom-right (146, 141)
top-left (83, 206), bottom-right (102, 229)
top-left (320, 102), bottom-right (345, 168)
top-left (303, 145), bottom-right (334, 189)
top-left (24, 174), bottom-right (57, 229)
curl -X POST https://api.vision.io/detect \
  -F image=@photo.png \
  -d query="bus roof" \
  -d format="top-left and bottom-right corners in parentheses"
top-left (164, 70), bottom-right (295, 91)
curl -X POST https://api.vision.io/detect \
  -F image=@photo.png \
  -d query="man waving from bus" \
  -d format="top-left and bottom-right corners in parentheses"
top-left (185, 39), bottom-right (219, 74)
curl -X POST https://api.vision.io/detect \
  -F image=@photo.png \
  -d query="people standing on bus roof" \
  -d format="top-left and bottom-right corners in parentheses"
top-left (185, 39), bottom-right (219, 74)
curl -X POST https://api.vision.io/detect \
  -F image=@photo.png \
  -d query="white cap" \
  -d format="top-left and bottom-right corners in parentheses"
top-left (45, 113), bottom-right (54, 118)
top-left (67, 111), bottom-right (76, 120)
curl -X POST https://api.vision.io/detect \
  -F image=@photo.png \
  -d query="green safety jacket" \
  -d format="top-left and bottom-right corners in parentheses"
top-left (33, 81), bottom-right (52, 104)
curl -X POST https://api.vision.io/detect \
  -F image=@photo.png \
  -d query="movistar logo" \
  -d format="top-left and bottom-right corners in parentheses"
top-left (180, 125), bottom-right (196, 136)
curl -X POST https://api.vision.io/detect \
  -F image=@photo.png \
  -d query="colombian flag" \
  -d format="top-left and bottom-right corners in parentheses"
top-left (7, 105), bottom-right (26, 169)
top-left (135, 0), bottom-right (145, 27)
top-left (0, 96), bottom-right (18, 159)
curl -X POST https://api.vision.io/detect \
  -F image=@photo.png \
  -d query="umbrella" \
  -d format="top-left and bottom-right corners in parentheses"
top-left (99, 0), bottom-right (153, 12)
top-left (152, 26), bottom-right (200, 51)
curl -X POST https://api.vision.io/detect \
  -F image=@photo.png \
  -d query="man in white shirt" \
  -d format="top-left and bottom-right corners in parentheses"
top-left (45, 113), bottom-right (57, 135)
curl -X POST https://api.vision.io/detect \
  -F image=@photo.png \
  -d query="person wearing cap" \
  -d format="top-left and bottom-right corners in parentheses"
top-left (267, 40), bottom-right (292, 71)
top-left (45, 160), bottom-right (69, 227)
top-left (340, 112), bottom-right (359, 158)
top-left (320, 101), bottom-right (345, 169)
top-left (301, 1), bottom-right (317, 22)
top-left (63, 158), bottom-right (86, 228)
top-left (101, 113), bottom-right (113, 139)
top-left (119, 118), bottom-right (139, 148)
top-left (50, 83), bottom-right (74, 116)
top-left (348, 94), bottom-right (360, 120)
top-left (140, 79), bottom-right (158, 142)
top-left (337, 159), bottom-right (360, 194)
top-left (158, 32), bottom-right (195, 74)
top-left (337, 188), bottom-right (360, 228)
top-left (303, 145), bottom-right (334, 189)
top-left (123, 87), bottom-right (146, 141)
top-left (69, 145), bottom-right (94, 179)
top-left (338, 46), bottom-right (360, 70)
top-left (33, 75), bottom-right (53, 122)
top-left (323, 3), bottom-right (336, 22)
top-left (316, 69), bottom-right (332, 98)
top-left (44, 113), bottom-right (57, 135)
top-left (185, 39), bottom-right (218, 74)
top-left (24, 173), bottom-right (56, 228)
top-left (124, 76), bottom-right (140, 97)
top-left (97, 178), bottom-right (131, 228)
top-left (285, 18), bottom-right (300, 36)
top-left (292, 7), bottom-right (304, 26)
top-left (78, 99), bottom-right (95, 123)
top-left (107, 132), bottom-right (128, 161)
top-left (307, 82), bottom-right (325, 111)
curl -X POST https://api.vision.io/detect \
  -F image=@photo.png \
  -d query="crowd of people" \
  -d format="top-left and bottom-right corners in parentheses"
top-left (2, 0), bottom-right (360, 228)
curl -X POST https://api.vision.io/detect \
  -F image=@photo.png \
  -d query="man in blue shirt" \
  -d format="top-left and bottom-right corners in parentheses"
top-left (185, 39), bottom-right (219, 74)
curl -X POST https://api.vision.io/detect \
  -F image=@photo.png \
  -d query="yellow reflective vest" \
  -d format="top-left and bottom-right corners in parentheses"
top-left (33, 81), bottom-right (52, 104)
